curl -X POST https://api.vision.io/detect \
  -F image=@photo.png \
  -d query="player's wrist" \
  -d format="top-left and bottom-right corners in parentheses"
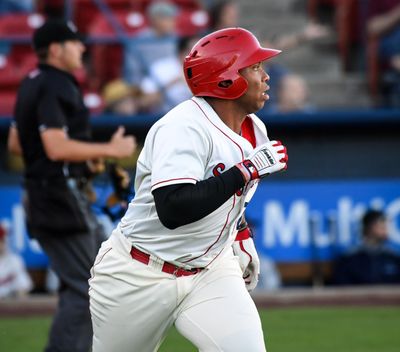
top-left (235, 159), bottom-right (259, 183)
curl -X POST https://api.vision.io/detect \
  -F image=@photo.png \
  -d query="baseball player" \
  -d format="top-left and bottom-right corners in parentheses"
top-left (89, 27), bottom-right (288, 352)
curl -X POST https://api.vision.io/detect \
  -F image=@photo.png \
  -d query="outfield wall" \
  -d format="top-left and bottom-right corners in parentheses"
top-left (0, 109), bottom-right (399, 272)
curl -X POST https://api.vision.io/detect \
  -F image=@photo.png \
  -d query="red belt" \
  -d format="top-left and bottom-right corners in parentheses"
top-left (130, 247), bottom-right (202, 277)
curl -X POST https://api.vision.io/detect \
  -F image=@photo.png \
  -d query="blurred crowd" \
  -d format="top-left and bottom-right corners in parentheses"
top-left (1, 0), bottom-right (399, 120)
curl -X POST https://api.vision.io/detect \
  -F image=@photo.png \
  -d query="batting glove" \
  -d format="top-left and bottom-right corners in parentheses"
top-left (232, 227), bottom-right (260, 292)
top-left (236, 140), bottom-right (288, 183)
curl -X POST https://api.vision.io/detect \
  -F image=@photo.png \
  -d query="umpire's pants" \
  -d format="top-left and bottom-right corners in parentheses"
top-left (37, 226), bottom-right (105, 352)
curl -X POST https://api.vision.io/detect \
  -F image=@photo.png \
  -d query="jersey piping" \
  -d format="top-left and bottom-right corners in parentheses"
top-left (191, 98), bottom-right (245, 160)
top-left (151, 177), bottom-right (198, 191)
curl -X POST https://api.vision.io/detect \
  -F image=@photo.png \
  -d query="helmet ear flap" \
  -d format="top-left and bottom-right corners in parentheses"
top-left (219, 75), bottom-right (248, 99)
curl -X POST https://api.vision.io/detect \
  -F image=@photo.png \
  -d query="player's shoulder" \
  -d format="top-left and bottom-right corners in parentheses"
top-left (152, 99), bottom-right (206, 129)
top-left (23, 66), bottom-right (63, 92)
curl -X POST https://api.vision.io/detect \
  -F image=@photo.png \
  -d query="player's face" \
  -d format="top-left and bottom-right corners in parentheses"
top-left (237, 62), bottom-right (269, 113)
top-left (59, 40), bottom-right (85, 71)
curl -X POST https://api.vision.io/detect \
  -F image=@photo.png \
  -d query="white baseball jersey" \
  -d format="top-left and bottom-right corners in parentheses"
top-left (119, 97), bottom-right (269, 268)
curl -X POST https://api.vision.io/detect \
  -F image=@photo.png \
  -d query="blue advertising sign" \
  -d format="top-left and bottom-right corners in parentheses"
top-left (1, 179), bottom-right (400, 267)
top-left (247, 179), bottom-right (400, 262)
top-left (0, 186), bottom-right (115, 269)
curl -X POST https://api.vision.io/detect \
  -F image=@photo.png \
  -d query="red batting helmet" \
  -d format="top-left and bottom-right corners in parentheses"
top-left (183, 27), bottom-right (281, 99)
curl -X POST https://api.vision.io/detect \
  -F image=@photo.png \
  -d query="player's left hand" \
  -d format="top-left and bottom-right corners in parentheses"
top-left (232, 227), bottom-right (260, 292)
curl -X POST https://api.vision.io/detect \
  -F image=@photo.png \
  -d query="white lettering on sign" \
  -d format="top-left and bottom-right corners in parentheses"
top-left (262, 197), bottom-right (400, 249)
top-left (263, 200), bottom-right (310, 247)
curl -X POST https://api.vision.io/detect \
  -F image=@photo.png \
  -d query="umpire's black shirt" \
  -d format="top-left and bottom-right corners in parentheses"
top-left (14, 63), bottom-right (91, 180)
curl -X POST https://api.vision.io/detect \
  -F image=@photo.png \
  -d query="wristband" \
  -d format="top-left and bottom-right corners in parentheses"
top-left (235, 227), bottom-right (253, 241)
top-left (236, 160), bottom-right (259, 183)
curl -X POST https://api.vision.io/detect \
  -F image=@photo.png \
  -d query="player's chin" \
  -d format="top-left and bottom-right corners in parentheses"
top-left (255, 97), bottom-right (267, 111)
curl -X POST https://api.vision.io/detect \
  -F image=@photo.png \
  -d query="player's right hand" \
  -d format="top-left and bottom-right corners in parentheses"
top-left (236, 140), bottom-right (288, 182)
top-left (109, 126), bottom-right (137, 158)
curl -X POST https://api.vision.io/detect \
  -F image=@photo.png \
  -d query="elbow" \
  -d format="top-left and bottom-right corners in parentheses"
top-left (46, 150), bottom-right (63, 161)
top-left (44, 146), bottom-right (66, 161)
top-left (8, 143), bottom-right (21, 155)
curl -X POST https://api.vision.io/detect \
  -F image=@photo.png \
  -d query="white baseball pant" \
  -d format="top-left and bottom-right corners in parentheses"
top-left (89, 228), bottom-right (266, 352)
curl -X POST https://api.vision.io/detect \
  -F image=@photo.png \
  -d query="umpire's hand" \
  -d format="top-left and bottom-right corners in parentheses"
top-left (108, 126), bottom-right (137, 158)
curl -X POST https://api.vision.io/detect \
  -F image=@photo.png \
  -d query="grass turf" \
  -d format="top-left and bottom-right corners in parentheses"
top-left (0, 306), bottom-right (399, 351)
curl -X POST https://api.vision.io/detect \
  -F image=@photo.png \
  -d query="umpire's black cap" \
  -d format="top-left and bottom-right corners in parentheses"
top-left (33, 18), bottom-right (84, 51)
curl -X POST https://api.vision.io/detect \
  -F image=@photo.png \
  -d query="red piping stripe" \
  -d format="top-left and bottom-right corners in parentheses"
top-left (191, 99), bottom-right (245, 160)
top-left (183, 194), bottom-right (237, 264)
top-left (88, 247), bottom-right (112, 288)
top-left (239, 240), bottom-right (253, 263)
top-left (152, 177), bottom-right (197, 189)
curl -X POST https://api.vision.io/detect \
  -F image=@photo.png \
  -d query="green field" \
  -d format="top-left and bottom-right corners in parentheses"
top-left (1, 306), bottom-right (399, 351)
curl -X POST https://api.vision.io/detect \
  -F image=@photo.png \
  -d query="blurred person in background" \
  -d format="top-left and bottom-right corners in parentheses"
top-left (102, 79), bottom-right (142, 116)
top-left (123, 0), bottom-right (178, 87)
top-left (262, 22), bottom-right (329, 113)
top-left (208, 0), bottom-right (239, 31)
top-left (367, 1), bottom-right (400, 107)
top-left (272, 73), bottom-right (314, 113)
top-left (139, 35), bottom-right (198, 114)
top-left (333, 209), bottom-right (400, 285)
top-left (0, 223), bottom-right (33, 299)
top-left (7, 19), bottom-right (136, 352)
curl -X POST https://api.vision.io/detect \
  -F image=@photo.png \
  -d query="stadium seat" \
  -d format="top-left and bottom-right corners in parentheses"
top-left (0, 13), bottom-right (45, 36)
top-left (0, 52), bottom-right (37, 90)
top-left (0, 91), bottom-right (17, 116)
top-left (366, 35), bottom-right (380, 99)
top-left (129, 0), bottom-right (203, 13)
top-left (175, 9), bottom-right (209, 37)
top-left (74, 0), bottom-right (133, 33)
top-left (88, 10), bottom-right (148, 89)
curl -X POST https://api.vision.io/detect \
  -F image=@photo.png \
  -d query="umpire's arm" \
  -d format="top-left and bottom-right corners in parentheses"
top-left (7, 125), bottom-right (23, 155)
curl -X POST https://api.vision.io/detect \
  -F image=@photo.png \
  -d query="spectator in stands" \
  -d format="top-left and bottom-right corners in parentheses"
top-left (139, 35), bottom-right (198, 113)
top-left (367, 2), bottom-right (400, 107)
top-left (102, 79), bottom-right (141, 116)
top-left (262, 22), bottom-right (329, 113)
top-left (0, 223), bottom-right (33, 299)
top-left (208, 0), bottom-right (239, 31)
top-left (273, 73), bottom-right (314, 113)
top-left (123, 0), bottom-right (178, 86)
top-left (333, 209), bottom-right (400, 285)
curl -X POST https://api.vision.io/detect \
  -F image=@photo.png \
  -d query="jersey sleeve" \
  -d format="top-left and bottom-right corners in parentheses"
top-left (37, 84), bottom-right (68, 130)
top-left (151, 119), bottom-right (210, 191)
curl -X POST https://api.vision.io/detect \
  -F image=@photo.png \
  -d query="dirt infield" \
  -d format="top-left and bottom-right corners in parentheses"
top-left (1, 286), bottom-right (399, 317)
top-left (252, 285), bottom-right (400, 308)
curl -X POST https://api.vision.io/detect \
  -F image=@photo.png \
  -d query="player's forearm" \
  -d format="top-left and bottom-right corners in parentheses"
top-left (7, 126), bottom-right (23, 155)
top-left (152, 167), bottom-right (246, 229)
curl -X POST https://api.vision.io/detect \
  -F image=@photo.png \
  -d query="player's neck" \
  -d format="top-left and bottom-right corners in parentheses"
top-left (206, 98), bottom-right (246, 134)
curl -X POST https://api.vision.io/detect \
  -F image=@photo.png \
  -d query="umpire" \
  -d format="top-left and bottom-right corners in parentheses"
top-left (7, 19), bottom-right (136, 352)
